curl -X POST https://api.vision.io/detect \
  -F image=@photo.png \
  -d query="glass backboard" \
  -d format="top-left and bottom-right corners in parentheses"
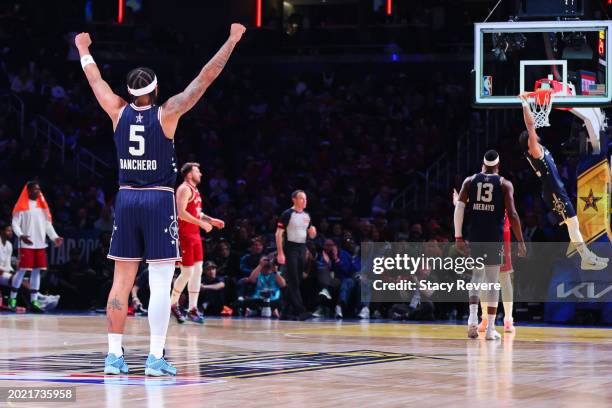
top-left (474, 20), bottom-right (612, 108)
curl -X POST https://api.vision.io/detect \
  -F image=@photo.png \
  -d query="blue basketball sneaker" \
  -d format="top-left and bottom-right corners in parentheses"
top-left (104, 352), bottom-right (129, 375)
top-left (187, 307), bottom-right (204, 324)
top-left (144, 354), bottom-right (177, 377)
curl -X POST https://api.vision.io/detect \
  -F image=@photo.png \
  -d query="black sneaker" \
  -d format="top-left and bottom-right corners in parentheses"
top-left (135, 304), bottom-right (148, 316)
top-left (298, 312), bottom-right (313, 321)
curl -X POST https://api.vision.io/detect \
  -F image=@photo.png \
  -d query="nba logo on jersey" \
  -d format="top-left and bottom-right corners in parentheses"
top-left (483, 76), bottom-right (493, 96)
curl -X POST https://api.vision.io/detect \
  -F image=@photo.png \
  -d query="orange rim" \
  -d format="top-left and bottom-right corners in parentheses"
top-left (526, 89), bottom-right (554, 105)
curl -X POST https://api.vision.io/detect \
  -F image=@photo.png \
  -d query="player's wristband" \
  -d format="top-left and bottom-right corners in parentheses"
top-left (455, 237), bottom-right (464, 242)
top-left (80, 55), bottom-right (95, 70)
top-left (520, 99), bottom-right (529, 108)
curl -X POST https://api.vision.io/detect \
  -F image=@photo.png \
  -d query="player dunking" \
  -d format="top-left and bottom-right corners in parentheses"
top-left (75, 23), bottom-right (245, 376)
top-left (519, 93), bottom-right (608, 270)
top-left (454, 150), bottom-right (526, 340)
top-left (170, 162), bottom-right (225, 324)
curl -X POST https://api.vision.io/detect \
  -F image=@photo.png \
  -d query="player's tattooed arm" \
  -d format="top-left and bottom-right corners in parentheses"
top-left (74, 33), bottom-right (126, 127)
top-left (163, 24), bottom-right (246, 122)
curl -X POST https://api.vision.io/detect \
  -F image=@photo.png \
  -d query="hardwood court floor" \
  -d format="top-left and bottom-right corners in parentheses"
top-left (0, 314), bottom-right (610, 408)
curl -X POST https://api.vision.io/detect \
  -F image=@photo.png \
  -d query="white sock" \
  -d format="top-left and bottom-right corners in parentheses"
top-left (487, 314), bottom-right (496, 330)
top-left (565, 217), bottom-right (593, 259)
top-left (188, 262), bottom-right (203, 310)
top-left (575, 242), bottom-right (591, 259)
top-left (148, 262), bottom-right (175, 359)
top-left (10, 269), bottom-right (26, 298)
top-left (30, 269), bottom-right (40, 301)
top-left (150, 335), bottom-right (165, 359)
top-left (469, 304), bottom-right (478, 324)
top-left (108, 333), bottom-right (123, 356)
top-left (170, 266), bottom-right (193, 305)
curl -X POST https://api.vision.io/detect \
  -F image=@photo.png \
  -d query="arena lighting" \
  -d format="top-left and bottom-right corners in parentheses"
top-left (386, 0), bottom-right (392, 15)
top-left (256, 0), bottom-right (262, 27)
top-left (117, 0), bottom-right (124, 24)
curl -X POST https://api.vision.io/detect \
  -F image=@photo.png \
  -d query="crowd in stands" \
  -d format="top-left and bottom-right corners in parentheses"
top-left (0, 1), bottom-right (595, 322)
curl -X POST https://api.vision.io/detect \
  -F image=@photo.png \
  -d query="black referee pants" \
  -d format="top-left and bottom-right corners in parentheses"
top-left (282, 243), bottom-right (307, 316)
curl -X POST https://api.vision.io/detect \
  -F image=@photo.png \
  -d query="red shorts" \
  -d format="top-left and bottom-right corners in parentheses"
top-left (18, 248), bottom-right (48, 270)
top-left (179, 234), bottom-right (203, 267)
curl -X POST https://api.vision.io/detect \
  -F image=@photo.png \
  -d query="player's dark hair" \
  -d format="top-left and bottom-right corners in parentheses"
top-left (126, 67), bottom-right (157, 103)
top-left (518, 131), bottom-right (530, 152)
top-left (484, 150), bottom-right (499, 162)
top-left (483, 150), bottom-right (499, 172)
top-left (180, 162), bottom-right (200, 178)
top-left (26, 180), bottom-right (39, 191)
top-left (291, 189), bottom-right (305, 199)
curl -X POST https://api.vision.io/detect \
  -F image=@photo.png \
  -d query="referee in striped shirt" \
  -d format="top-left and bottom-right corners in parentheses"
top-left (276, 190), bottom-right (316, 320)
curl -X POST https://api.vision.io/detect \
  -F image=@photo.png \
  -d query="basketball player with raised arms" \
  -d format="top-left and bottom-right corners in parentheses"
top-left (454, 150), bottom-right (526, 340)
top-left (75, 23), bottom-right (245, 376)
top-left (170, 162), bottom-right (225, 324)
top-left (519, 93), bottom-right (608, 270)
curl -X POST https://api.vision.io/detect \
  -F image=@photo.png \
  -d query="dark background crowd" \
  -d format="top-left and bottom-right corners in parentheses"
top-left (0, 0), bottom-right (610, 324)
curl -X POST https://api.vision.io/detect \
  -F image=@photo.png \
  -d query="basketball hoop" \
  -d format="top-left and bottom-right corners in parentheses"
top-left (525, 77), bottom-right (576, 128)
top-left (525, 88), bottom-right (554, 128)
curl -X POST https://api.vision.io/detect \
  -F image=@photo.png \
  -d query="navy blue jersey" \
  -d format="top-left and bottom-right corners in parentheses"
top-left (468, 173), bottom-right (505, 242)
top-left (113, 104), bottom-right (178, 188)
top-left (523, 144), bottom-right (566, 194)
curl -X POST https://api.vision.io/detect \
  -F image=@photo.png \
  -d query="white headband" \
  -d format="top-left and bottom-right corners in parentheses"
top-left (127, 76), bottom-right (157, 96)
top-left (484, 156), bottom-right (499, 167)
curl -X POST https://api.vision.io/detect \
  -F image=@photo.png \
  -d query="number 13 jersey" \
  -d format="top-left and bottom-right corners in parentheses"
top-left (114, 104), bottom-right (178, 188)
top-left (468, 173), bottom-right (505, 242)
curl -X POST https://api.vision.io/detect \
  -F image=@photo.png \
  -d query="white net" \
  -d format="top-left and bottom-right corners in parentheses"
top-left (528, 90), bottom-right (554, 128)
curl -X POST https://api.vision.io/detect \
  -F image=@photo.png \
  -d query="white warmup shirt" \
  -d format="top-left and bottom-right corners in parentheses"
top-left (12, 200), bottom-right (59, 249)
top-left (0, 239), bottom-right (13, 272)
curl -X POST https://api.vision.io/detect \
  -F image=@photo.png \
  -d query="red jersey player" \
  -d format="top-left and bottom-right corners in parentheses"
top-left (170, 163), bottom-right (224, 323)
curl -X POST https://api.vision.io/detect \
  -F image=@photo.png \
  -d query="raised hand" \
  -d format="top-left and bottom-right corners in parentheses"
top-left (229, 23), bottom-right (246, 43)
top-left (519, 93), bottom-right (536, 127)
top-left (75, 32), bottom-right (92, 50)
